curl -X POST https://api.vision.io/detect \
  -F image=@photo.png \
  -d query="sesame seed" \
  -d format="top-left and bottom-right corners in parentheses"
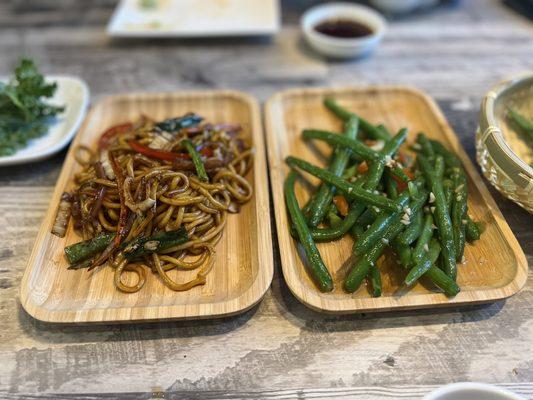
top-left (423, 243), bottom-right (429, 252)
top-left (429, 192), bottom-right (436, 203)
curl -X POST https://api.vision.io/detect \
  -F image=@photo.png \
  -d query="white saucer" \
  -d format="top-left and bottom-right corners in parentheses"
top-left (0, 75), bottom-right (89, 167)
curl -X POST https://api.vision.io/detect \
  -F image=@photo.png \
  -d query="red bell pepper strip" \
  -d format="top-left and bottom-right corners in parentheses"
top-left (128, 141), bottom-right (214, 161)
top-left (98, 123), bottom-right (133, 150)
top-left (392, 168), bottom-right (415, 192)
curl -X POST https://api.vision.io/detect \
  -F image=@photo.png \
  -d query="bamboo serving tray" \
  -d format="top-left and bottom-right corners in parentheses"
top-left (265, 86), bottom-right (528, 314)
top-left (20, 91), bottom-right (273, 323)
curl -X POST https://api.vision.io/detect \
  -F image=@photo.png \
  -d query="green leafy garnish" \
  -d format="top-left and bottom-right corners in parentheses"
top-left (508, 108), bottom-right (533, 142)
top-left (0, 58), bottom-right (64, 156)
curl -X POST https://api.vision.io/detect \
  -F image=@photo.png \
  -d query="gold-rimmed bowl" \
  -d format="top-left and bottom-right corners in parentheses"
top-left (477, 73), bottom-right (533, 213)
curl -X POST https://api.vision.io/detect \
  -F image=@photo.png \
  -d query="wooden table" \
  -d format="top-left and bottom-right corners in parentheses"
top-left (1, 1), bottom-right (532, 398)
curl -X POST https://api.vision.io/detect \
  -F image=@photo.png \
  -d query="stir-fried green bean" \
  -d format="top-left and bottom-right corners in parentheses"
top-left (451, 171), bottom-right (467, 261)
top-left (302, 129), bottom-right (379, 162)
top-left (345, 221), bottom-right (404, 293)
top-left (286, 156), bottom-right (401, 212)
top-left (411, 214), bottom-right (434, 265)
top-left (405, 238), bottom-right (441, 286)
top-left (284, 98), bottom-right (482, 296)
top-left (182, 139), bottom-right (208, 182)
top-left (417, 133), bottom-right (435, 160)
top-left (352, 191), bottom-right (411, 256)
top-left (285, 171), bottom-right (333, 292)
top-left (369, 264), bottom-right (382, 297)
top-left (418, 155), bottom-right (457, 279)
top-left (323, 97), bottom-right (391, 141)
top-left (465, 215), bottom-right (482, 243)
top-left (396, 209), bottom-right (423, 245)
top-left (306, 116), bottom-right (359, 227)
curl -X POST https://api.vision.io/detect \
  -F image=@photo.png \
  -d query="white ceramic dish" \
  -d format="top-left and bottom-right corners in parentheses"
top-left (0, 75), bottom-right (89, 167)
top-left (424, 382), bottom-right (525, 400)
top-left (370, 0), bottom-right (438, 14)
top-left (300, 2), bottom-right (387, 59)
top-left (107, 0), bottom-right (280, 38)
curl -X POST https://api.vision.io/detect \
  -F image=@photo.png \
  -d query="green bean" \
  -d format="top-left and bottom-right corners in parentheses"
top-left (405, 238), bottom-right (440, 286)
top-left (417, 133), bottom-right (435, 160)
top-left (369, 264), bottom-right (382, 297)
top-left (350, 206), bottom-right (378, 240)
top-left (123, 228), bottom-right (188, 259)
top-left (391, 241), bottom-right (460, 296)
top-left (342, 164), bottom-right (358, 180)
top-left (418, 155), bottom-right (457, 279)
top-left (323, 97), bottom-right (391, 141)
top-left (443, 179), bottom-right (454, 214)
top-left (451, 171), bottom-right (467, 261)
top-left (394, 242), bottom-right (412, 267)
top-left (412, 214), bottom-right (434, 265)
top-left (286, 156), bottom-right (401, 212)
top-left (508, 108), bottom-right (533, 140)
top-left (310, 180), bottom-right (370, 242)
top-left (350, 223), bottom-right (365, 239)
top-left (357, 206), bottom-right (378, 227)
top-left (344, 221), bottom-right (404, 293)
top-left (327, 205), bottom-right (342, 227)
top-left (388, 165), bottom-right (411, 184)
top-left (307, 116), bottom-right (359, 227)
top-left (429, 139), bottom-right (462, 169)
top-left (352, 180), bottom-right (425, 253)
top-left (302, 129), bottom-right (379, 162)
top-left (64, 232), bottom-right (115, 265)
top-left (434, 155), bottom-right (445, 180)
top-left (465, 215), bottom-right (481, 243)
top-left (363, 128), bottom-right (407, 190)
top-left (182, 139), bottom-right (208, 181)
top-left (424, 266), bottom-right (460, 296)
top-left (311, 206), bottom-right (360, 241)
top-left (385, 172), bottom-right (399, 199)
top-left (285, 171), bottom-right (333, 292)
top-left (377, 124), bottom-right (391, 139)
top-left (396, 209), bottom-right (423, 245)
top-left (352, 190), bottom-right (411, 256)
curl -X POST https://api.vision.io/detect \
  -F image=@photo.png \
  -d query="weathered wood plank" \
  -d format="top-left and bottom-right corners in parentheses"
top-left (0, 0), bottom-right (532, 397)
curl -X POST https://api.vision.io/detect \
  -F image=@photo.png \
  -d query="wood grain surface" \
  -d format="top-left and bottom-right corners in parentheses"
top-left (0, 0), bottom-right (532, 399)
top-left (20, 91), bottom-right (273, 323)
top-left (265, 86), bottom-right (527, 313)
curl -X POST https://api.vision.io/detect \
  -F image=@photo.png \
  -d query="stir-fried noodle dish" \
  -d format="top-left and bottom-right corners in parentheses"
top-left (52, 113), bottom-right (254, 293)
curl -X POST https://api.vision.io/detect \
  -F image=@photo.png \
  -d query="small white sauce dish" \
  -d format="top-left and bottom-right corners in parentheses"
top-left (424, 382), bottom-right (525, 400)
top-left (300, 2), bottom-right (387, 59)
top-left (0, 75), bottom-right (89, 167)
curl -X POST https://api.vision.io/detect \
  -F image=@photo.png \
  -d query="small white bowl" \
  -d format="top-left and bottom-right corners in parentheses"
top-left (424, 382), bottom-right (525, 400)
top-left (300, 2), bottom-right (387, 59)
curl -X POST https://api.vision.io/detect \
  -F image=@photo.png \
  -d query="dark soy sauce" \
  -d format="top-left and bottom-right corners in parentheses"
top-left (314, 19), bottom-right (373, 38)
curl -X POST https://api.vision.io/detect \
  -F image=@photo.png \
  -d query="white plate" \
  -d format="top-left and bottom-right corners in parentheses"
top-left (0, 75), bottom-right (89, 167)
top-left (107, 0), bottom-right (280, 38)
top-left (424, 382), bottom-right (525, 400)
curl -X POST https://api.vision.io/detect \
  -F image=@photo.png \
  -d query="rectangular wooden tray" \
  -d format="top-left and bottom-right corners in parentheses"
top-left (265, 86), bottom-right (527, 313)
top-left (20, 91), bottom-right (273, 323)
